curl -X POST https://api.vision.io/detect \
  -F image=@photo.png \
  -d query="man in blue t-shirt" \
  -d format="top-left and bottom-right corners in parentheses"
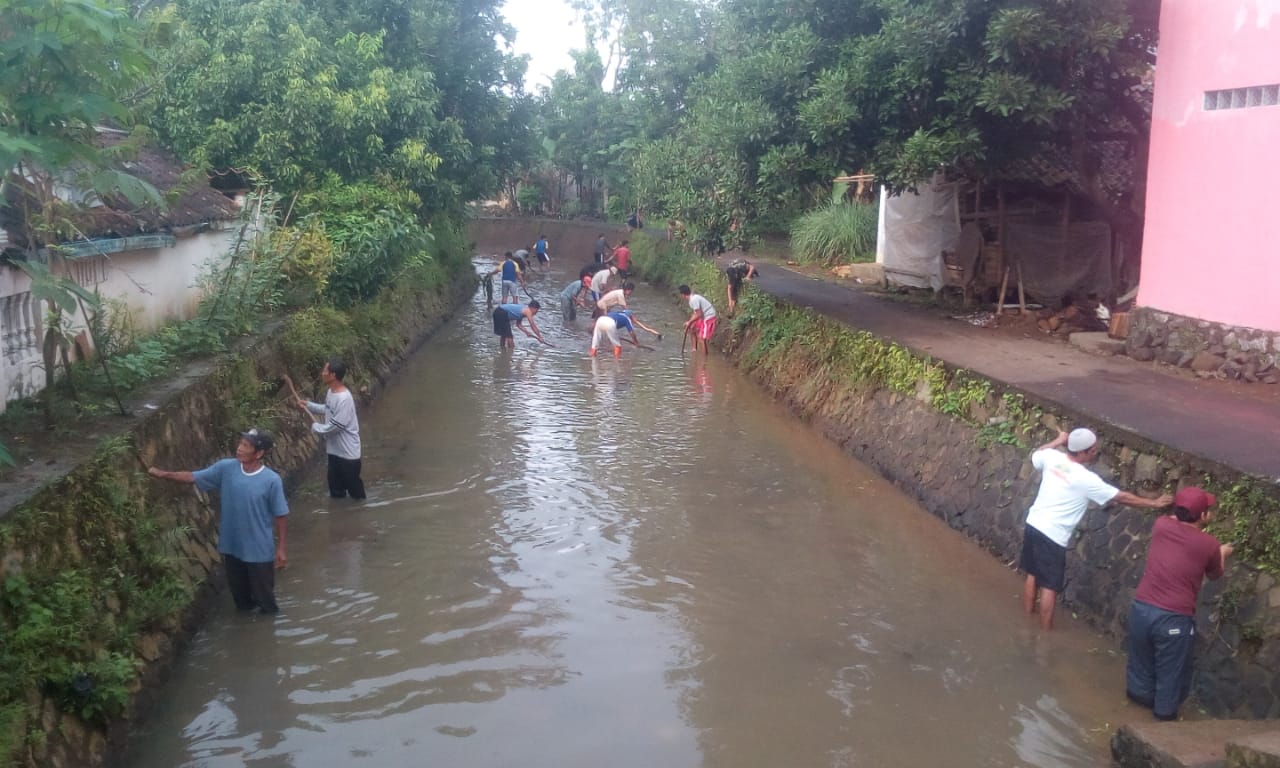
top-left (492, 300), bottom-right (546, 350)
top-left (487, 252), bottom-right (524, 304)
top-left (149, 428), bottom-right (289, 614)
top-left (534, 235), bottom-right (550, 267)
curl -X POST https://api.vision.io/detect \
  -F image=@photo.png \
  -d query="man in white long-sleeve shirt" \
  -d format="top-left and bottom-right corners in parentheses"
top-left (296, 358), bottom-right (365, 499)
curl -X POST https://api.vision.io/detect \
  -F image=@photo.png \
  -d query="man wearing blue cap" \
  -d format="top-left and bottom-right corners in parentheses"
top-left (1021, 427), bottom-right (1172, 630)
top-left (149, 428), bottom-right (289, 614)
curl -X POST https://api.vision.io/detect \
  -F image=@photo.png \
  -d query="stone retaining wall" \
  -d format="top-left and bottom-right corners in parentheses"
top-left (739, 338), bottom-right (1280, 716)
top-left (0, 266), bottom-right (476, 768)
top-left (1126, 306), bottom-right (1280, 384)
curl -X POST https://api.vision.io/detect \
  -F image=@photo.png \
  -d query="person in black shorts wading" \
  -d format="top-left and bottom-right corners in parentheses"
top-left (1020, 428), bottom-right (1172, 630)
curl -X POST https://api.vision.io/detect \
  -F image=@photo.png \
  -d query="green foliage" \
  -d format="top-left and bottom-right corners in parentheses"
top-left (567, 0), bottom-right (1151, 250)
top-left (1210, 480), bottom-right (1280, 576)
top-left (788, 202), bottom-right (878, 266)
top-left (0, 449), bottom-right (192, 734)
top-left (516, 185), bottom-right (543, 214)
top-left (932, 374), bottom-right (990, 419)
top-left (294, 177), bottom-right (434, 307)
top-left (0, 0), bottom-right (152, 176)
top-left (145, 0), bottom-right (533, 214)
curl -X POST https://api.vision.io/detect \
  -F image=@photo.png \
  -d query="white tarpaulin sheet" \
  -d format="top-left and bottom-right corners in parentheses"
top-left (876, 179), bottom-right (960, 291)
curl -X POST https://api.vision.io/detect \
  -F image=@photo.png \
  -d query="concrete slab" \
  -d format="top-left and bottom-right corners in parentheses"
top-left (1070, 330), bottom-right (1129, 357)
top-left (1111, 721), bottom-right (1277, 768)
top-left (830, 263), bottom-right (884, 284)
top-left (1226, 732), bottom-right (1280, 768)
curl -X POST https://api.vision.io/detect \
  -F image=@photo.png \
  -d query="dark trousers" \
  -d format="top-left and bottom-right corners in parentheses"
top-left (224, 554), bottom-right (277, 613)
top-left (328, 454), bottom-right (366, 499)
top-left (1126, 599), bottom-right (1196, 719)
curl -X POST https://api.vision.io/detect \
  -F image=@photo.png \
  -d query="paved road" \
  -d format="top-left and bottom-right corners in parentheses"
top-left (733, 259), bottom-right (1280, 481)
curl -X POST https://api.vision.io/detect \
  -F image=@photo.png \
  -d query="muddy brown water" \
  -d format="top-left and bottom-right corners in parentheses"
top-left (126, 259), bottom-right (1134, 767)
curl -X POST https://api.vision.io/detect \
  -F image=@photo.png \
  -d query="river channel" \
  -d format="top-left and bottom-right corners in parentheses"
top-left (127, 259), bottom-right (1132, 767)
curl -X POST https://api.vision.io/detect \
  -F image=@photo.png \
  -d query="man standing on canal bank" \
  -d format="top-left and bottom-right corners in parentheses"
top-left (148, 429), bottom-right (288, 613)
top-left (1021, 428), bottom-right (1173, 630)
top-left (1126, 486), bottom-right (1231, 721)
top-left (295, 359), bottom-right (364, 500)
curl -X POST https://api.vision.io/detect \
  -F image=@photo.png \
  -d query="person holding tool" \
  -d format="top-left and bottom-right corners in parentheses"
top-left (288, 359), bottom-right (364, 500)
top-left (148, 428), bottom-right (288, 614)
top-left (614, 308), bottom-right (661, 341)
top-left (493, 300), bottom-right (548, 350)
top-left (679, 284), bottom-right (718, 356)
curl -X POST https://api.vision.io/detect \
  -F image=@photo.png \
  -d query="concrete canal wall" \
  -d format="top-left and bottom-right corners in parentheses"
top-left (0, 254), bottom-right (476, 767)
top-left (466, 217), bottom-right (1280, 721)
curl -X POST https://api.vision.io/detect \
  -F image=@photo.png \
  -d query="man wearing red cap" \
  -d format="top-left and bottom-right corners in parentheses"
top-left (1021, 427), bottom-right (1173, 630)
top-left (1126, 487), bottom-right (1232, 721)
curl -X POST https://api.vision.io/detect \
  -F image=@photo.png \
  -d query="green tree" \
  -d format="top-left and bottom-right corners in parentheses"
top-left (798, 0), bottom-right (1154, 245)
top-left (146, 0), bottom-right (535, 214)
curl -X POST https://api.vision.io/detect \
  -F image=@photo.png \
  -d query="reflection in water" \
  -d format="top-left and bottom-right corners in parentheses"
top-left (128, 260), bottom-right (1130, 767)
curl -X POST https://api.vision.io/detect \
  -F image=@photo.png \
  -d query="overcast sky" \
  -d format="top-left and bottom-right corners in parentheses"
top-left (501, 0), bottom-right (584, 93)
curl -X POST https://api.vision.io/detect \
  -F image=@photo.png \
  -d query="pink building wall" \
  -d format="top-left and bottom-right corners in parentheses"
top-left (1138, 1), bottom-right (1280, 332)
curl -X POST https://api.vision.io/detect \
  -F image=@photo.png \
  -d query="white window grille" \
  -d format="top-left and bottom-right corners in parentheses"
top-left (1204, 83), bottom-right (1280, 111)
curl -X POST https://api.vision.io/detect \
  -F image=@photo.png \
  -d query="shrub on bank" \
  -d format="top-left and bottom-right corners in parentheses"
top-left (789, 202), bottom-right (878, 266)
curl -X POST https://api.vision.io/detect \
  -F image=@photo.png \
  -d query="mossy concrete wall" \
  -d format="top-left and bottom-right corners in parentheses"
top-left (721, 320), bottom-right (1280, 716)
top-left (0, 264), bottom-right (476, 768)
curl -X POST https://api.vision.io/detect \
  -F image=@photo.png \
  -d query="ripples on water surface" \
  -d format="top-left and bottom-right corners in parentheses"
top-left (128, 261), bottom-right (1130, 767)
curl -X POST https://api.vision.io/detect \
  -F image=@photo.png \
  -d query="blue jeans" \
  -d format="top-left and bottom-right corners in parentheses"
top-left (1126, 600), bottom-right (1196, 720)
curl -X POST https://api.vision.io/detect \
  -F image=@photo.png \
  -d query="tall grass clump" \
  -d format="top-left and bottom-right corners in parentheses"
top-left (789, 202), bottom-right (878, 266)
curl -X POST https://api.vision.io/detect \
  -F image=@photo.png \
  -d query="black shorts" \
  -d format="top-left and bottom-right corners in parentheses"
top-left (728, 276), bottom-right (744, 300)
top-left (536, 251), bottom-right (549, 264)
top-left (492, 308), bottom-right (514, 338)
top-left (1020, 523), bottom-right (1067, 592)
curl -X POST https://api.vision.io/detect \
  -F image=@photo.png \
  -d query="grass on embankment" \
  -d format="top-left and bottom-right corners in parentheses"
top-left (788, 202), bottom-right (878, 266)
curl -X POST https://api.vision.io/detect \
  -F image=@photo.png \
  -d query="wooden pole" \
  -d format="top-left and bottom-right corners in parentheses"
top-left (996, 266), bottom-right (1011, 315)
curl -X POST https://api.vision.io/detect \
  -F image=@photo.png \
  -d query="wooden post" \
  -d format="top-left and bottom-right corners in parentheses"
top-left (997, 266), bottom-right (1010, 315)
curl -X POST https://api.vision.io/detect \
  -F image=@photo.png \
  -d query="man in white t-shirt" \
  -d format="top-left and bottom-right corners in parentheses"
top-left (1021, 428), bottom-right (1172, 630)
top-left (596, 282), bottom-right (634, 313)
top-left (590, 266), bottom-right (618, 301)
top-left (679, 284), bottom-right (718, 355)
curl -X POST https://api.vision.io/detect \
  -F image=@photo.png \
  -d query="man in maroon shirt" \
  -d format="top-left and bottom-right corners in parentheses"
top-left (1126, 486), bottom-right (1233, 720)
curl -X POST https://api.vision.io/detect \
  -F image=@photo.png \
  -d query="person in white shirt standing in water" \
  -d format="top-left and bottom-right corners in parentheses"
top-left (679, 284), bottom-right (718, 356)
top-left (294, 359), bottom-right (365, 500)
top-left (1021, 427), bottom-right (1172, 630)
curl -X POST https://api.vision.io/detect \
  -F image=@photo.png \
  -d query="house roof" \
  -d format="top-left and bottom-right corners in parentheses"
top-left (1, 131), bottom-right (239, 253)
top-left (88, 131), bottom-right (241, 235)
